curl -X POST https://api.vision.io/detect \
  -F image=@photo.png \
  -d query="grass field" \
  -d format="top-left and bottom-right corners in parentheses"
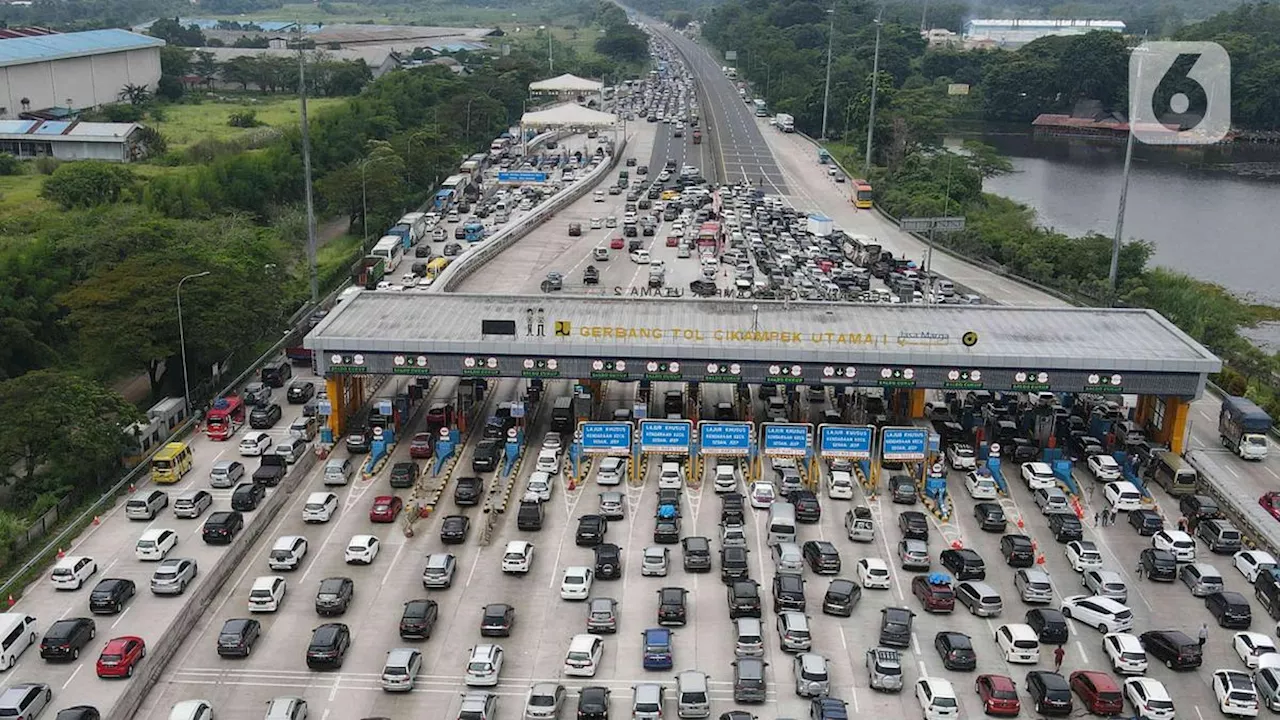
top-left (151, 96), bottom-right (345, 149)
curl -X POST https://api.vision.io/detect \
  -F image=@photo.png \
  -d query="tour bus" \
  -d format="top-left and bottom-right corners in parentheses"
top-left (852, 180), bottom-right (874, 209)
top-left (151, 442), bottom-right (194, 484)
top-left (371, 236), bottom-right (404, 273)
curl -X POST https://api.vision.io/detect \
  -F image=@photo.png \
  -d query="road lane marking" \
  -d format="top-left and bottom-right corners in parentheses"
top-left (110, 606), bottom-right (131, 629)
top-left (61, 664), bottom-right (82, 690)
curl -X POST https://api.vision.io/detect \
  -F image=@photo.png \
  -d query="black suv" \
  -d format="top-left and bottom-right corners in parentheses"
top-left (721, 546), bottom-right (749, 583)
top-left (935, 631), bottom-right (977, 671)
top-left (315, 577), bottom-right (354, 615)
top-left (40, 618), bottom-right (96, 660)
top-left (898, 511), bottom-right (929, 540)
top-left (345, 426), bottom-right (371, 454)
top-left (594, 544), bottom-right (622, 580)
top-left (878, 606), bottom-right (915, 648)
top-left (480, 603), bottom-right (515, 637)
top-left (802, 540), bottom-right (841, 574)
top-left (772, 574), bottom-right (806, 612)
top-left (576, 515), bottom-right (608, 546)
top-left (231, 482), bottom-right (265, 511)
top-left (788, 490), bottom-right (821, 523)
top-left (1026, 608), bottom-right (1070, 644)
top-left (1140, 629), bottom-right (1203, 669)
top-left (822, 579), bottom-right (861, 617)
top-left (681, 536), bottom-right (712, 572)
top-left (974, 503), bottom-right (1007, 532)
top-left (88, 579), bottom-right (135, 614)
top-left (721, 493), bottom-right (746, 525)
top-left (453, 477), bottom-right (483, 506)
top-left (727, 580), bottom-right (762, 618)
top-left (577, 687), bottom-right (611, 720)
top-left (1025, 671), bottom-right (1073, 715)
top-left (1047, 511), bottom-right (1083, 542)
top-left (1001, 534), bottom-right (1035, 567)
top-left (657, 587), bottom-right (688, 626)
top-left (286, 381), bottom-right (315, 403)
top-left (440, 515), bottom-right (470, 544)
top-left (1140, 548), bottom-right (1178, 581)
top-left (389, 461), bottom-right (419, 489)
top-left (202, 511), bottom-right (244, 544)
top-left (306, 623), bottom-right (350, 669)
top-left (1180, 494), bottom-right (1223, 523)
top-left (1128, 509), bottom-right (1164, 536)
top-left (216, 618), bottom-right (261, 658)
top-left (249, 403), bottom-right (282, 429)
top-left (1206, 590), bottom-right (1253, 628)
top-left (940, 548), bottom-right (987, 581)
top-left (399, 599), bottom-right (438, 640)
top-left (889, 475), bottom-right (917, 504)
top-left (471, 440), bottom-right (501, 473)
top-left (654, 515), bottom-right (680, 544)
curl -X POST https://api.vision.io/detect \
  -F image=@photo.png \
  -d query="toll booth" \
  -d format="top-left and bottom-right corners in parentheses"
top-left (456, 378), bottom-right (488, 433)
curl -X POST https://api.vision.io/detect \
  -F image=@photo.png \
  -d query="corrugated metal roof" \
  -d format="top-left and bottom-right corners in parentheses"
top-left (0, 29), bottom-right (164, 68)
top-left (65, 122), bottom-right (137, 138)
top-left (32, 121), bottom-right (71, 135)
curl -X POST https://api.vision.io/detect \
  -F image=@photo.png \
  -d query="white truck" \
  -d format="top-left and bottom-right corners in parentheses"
top-left (775, 113), bottom-right (795, 132)
top-left (807, 214), bottom-right (833, 238)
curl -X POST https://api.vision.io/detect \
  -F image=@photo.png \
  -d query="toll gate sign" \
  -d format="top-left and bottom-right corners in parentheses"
top-left (818, 425), bottom-right (873, 459)
top-left (761, 423), bottom-right (812, 457)
top-left (580, 422), bottom-right (632, 456)
top-left (698, 422), bottom-right (752, 456)
top-left (881, 427), bottom-right (929, 462)
top-left (639, 420), bottom-right (692, 454)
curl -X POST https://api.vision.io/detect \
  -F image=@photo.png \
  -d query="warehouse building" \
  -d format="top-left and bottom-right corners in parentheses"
top-left (963, 19), bottom-right (1125, 48)
top-left (0, 119), bottom-right (149, 161)
top-left (0, 29), bottom-right (164, 117)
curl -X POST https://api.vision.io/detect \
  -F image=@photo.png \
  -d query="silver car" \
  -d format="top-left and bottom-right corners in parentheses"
top-left (866, 647), bottom-right (904, 692)
top-left (1082, 569), bottom-right (1129, 603)
top-left (524, 682), bottom-right (566, 720)
top-left (1179, 562), bottom-right (1225, 596)
top-left (586, 597), bottom-right (618, 633)
top-left (794, 653), bottom-right (831, 697)
top-left (898, 539), bottom-right (930, 570)
top-left (598, 492), bottom-right (624, 520)
top-left (642, 547), bottom-right (669, 577)
top-left (150, 557), bottom-right (198, 595)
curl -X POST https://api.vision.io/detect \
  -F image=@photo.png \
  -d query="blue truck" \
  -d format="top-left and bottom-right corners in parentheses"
top-left (462, 221), bottom-right (485, 243)
top-left (1220, 396), bottom-right (1272, 460)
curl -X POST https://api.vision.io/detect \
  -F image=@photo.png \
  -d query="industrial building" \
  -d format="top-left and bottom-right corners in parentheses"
top-left (963, 19), bottom-right (1125, 48)
top-left (0, 119), bottom-right (150, 161)
top-left (0, 29), bottom-right (164, 117)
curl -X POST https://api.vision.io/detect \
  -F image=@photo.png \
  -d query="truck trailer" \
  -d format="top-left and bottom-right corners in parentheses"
top-left (1220, 396), bottom-right (1272, 460)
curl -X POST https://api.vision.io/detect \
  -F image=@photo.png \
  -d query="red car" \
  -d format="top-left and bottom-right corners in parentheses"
top-left (369, 495), bottom-right (403, 523)
top-left (975, 674), bottom-right (1021, 716)
top-left (911, 575), bottom-right (955, 613)
top-left (1261, 492), bottom-right (1280, 521)
top-left (610, 236), bottom-right (624, 249)
top-left (409, 433), bottom-right (435, 460)
top-left (666, 235), bottom-right (679, 247)
top-left (96, 636), bottom-right (145, 678)
top-left (1069, 670), bottom-right (1123, 715)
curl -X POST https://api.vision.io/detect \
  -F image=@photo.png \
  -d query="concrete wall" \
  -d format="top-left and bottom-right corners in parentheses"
top-left (0, 46), bottom-right (161, 113)
top-left (51, 140), bottom-right (128, 161)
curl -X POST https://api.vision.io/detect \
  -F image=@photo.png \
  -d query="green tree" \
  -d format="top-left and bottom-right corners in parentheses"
top-left (193, 51), bottom-right (219, 88)
top-left (316, 140), bottom-right (408, 233)
top-left (148, 17), bottom-right (206, 47)
top-left (40, 161), bottom-right (138, 209)
top-left (118, 83), bottom-right (152, 106)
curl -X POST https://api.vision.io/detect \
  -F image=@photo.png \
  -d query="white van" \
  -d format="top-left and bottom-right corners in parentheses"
top-left (248, 576), bottom-right (286, 613)
top-left (136, 528), bottom-right (178, 561)
top-left (0, 614), bottom-right (37, 669)
top-left (676, 670), bottom-right (712, 718)
top-left (630, 249), bottom-right (652, 264)
top-left (268, 536), bottom-right (308, 571)
top-left (50, 556), bottom-right (97, 591)
top-left (767, 502), bottom-right (797, 545)
top-left (996, 623), bottom-right (1040, 663)
top-left (563, 634), bottom-right (604, 677)
top-left (303, 492), bottom-right (338, 523)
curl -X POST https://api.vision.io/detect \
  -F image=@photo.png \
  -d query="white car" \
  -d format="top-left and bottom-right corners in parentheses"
top-left (827, 470), bottom-right (854, 499)
top-left (658, 462), bottom-right (684, 490)
top-left (1153, 530), bottom-right (1196, 562)
top-left (946, 443), bottom-right (976, 470)
top-left (857, 558), bottom-right (891, 589)
top-left (1124, 677), bottom-right (1174, 719)
top-left (268, 536), bottom-right (308, 571)
top-left (344, 534), bottom-right (380, 564)
top-left (525, 471), bottom-right (554, 502)
top-left (464, 644), bottom-right (504, 687)
top-left (1234, 632), bottom-right (1279, 669)
top-left (964, 471), bottom-right (998, 500)
top-left (1020, 462), bottom-right (1056, 490)
top-left (1087, 454), bottom-right (1122, 481)
top-left (50, 556), bottom-right (97, 590)
top-left (560, 566), bottom-right (594, 600)
top-left (1235, 550), bottom-right (1278, 582)
top-left (535, 450), bottom-right (560, 475)
top-left (916, 678), bottom-right (959, 720)
top-left (1213, 669), bottom-right (1260, 717)
top-left (501, 540), bottom-right (534, 574)
top-left (135, 528), bottom-right (178, 561)
top-left (239, 431), bottom-right (273, 456)
top-left (542, 432), bottom-right (563, 455)
top-left (641, 546), bottom-right (669, 576)
top-left (1104, 632), bottom-right (1149, 675)
top-left (1060, 595), bottom-right (1133, 633)
top-left (597, 456), bottom-right (625, 486)
top-left (630, 249), bottom-right (651, 264)
top-left (1065, 540), bottom-right (1104, 572)
top-left (590, 217), bottom-right (603, 229)
top-left (1105, 481), bottom-right (1143, 512)
top-left (749, 481), bottom-right (776, 509)
top-left (714, 464), bottom-right (739, 494)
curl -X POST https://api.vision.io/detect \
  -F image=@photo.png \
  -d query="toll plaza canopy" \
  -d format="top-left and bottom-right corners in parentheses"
top-left (304, 292), bottom-right (1221, 396)
top-left (529, 73), bottom-right (604, 94)
top-left (520, 102), bottom-right (617, 129)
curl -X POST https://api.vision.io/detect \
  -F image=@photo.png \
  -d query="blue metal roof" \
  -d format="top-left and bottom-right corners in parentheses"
top-left (0, 120), bottom-right (35, 134)
top-left (32, 121), bottom-right (71, 136)
top-left (0, 29), bottom-right (164, 68)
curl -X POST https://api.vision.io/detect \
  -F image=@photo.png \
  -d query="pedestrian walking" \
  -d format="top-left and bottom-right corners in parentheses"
top-left (1177, 516), bottom-right (1188, 532)
top-left (1199, 623), bottom-right (1209, 648)
top-left (1086, 483), bottom-right (1096, 501)
top-left (1053, 645), bottom-right (1066, 672)
top-left (1094, 511), bottom-right (1102, 527)
top-left (1107, 509), bottom-right (1117, 526)
top-left (1136, 561), bottom-right (1146, 579)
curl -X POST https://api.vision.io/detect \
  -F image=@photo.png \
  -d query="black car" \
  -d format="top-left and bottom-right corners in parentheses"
top-left (577, 686), bottom-right (611, 720)
top-left (480, 603), bottom-right (515, 637)
top-left (1180, 494), bottom-right (1223, 523)
top-left (202, 511), bottom-right (244, 544)
top-left (1047, 511), bottom-right (1083, 542)
top-left (657, 586), bottom-right (688, 626)
top-left (231, 482), bottom-right (265, 511)
top-left (306, 623), bottom-right (350, 669)
top-left (802, 540), bottom-right (841, 574)
top-left (940, 548), bottom-right (987, 581)
top-left (681, 536), bottom-right (712, 572)
top-left (345, 426), bottom-right (371, 454)
top-left (721, 493), bottom-right (746, 525)
top-left (286, 381), bottom-right (315, 404)
top-left (389, 461), bottom-right (419, 489)
top-left (444, 242), bottom-right (463, 256)
top-left (576, 515), bottom-right (608, 546)
top-left (1206, 590), bottom-right (1253, 628)
top-left (974, 503), bottom-right (1007, 532)
top-left (53, 708), bottom-right (99, 720)
top-left (1001, 534), bottom-right (1035, 567)
top-left (216, 618), bottom-right (261, 658)
top-left (879, 606), bottom-right (915, 648)
top-left (40, 617), bottom-right (96, 660)
top-left (1128, 509), bottom-right (1164, 536)
top-left (471, 440), bottom-right (501, 473)
top-left (399, 599), bottom-right (438, 640)
top-left (453, 476), bottom-right (484, 506)
top-left (249, 403), bottom-right (282, 429)
top-left (898, 511), bottom-right (929, 540)
top-left (788, 490), bottom-right (821, 523)
top-left (315, 576), bottom-right (354, 615)
top-left (440, 515), bottom-right (470, 544)
top-left (721, 546), bottom-right (749, 583)
top-left (822, 578), bottom-right (861, 617)
top-left (889, 475), bottom-right (917, 504)
top-left (88, 578), bottom-right (135, 614)
top-left (1025, 671), bottom-right (1073, 715)
top-left (935, 631), bottom-right (977, 671)
top-left (653, 515), bottom-right (680, 544)
top-left (1140, 548), bottom-right (1178, 581)
top-left (772, 574), bottom-right (806, 612)
top-left (1140, 629), bottom-right (1203, 670)
top-left (1026, 608), bottom-right (1070, 644)
top-left (727, 580), bottom-right (762, 618)
top-left (811, 697), bottom-right (850, 720)
top-left (594, 543), bottom-right (622, 579)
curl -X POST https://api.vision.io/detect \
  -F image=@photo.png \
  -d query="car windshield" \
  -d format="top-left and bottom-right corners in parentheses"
top-left (1149, 699), bottom-right (1175, 709)
top-left (933, 697), bottom-right (957, 707)
top-left (529, 694), bottom-right (555, 707)
top-left (100, 653), bottom-right (123, 662)
top-left (467, 661), bottom-right (492, 673)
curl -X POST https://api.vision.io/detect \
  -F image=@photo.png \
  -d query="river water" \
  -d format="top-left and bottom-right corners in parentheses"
top-left (955, 131), bottom-right (1280, 305)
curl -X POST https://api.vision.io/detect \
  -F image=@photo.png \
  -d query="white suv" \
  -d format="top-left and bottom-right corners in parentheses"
top-left (714, 464), bottom-right (738, 493)
top-left (464, 645), bottom-right (504, 687)
top-left (1021, 462), bottom-right (1056, 490)
top-left (658, 462), bottom-right (684, 490)
top-left (502, 541), bottom-right (534, 574)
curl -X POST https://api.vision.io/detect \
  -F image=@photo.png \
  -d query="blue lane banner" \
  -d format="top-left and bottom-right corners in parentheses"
top-left (882, 427), bottom-right (929, 461)
top-left (698, 422), bottom-right (752, 456)
top-left (818, 424), bottom-right (873, 459)
top-left (497, 171), bottom-right (548, 183)
top-left (580, 422), bottom-right (633, 455)
top-left (639, 420), bottom-right (692, 453)
top-left (761, 423), bottom-right (811, 457)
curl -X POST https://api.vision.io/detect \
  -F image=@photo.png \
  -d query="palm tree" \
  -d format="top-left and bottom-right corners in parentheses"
top-left (118, 84), bottom-right (152, 106)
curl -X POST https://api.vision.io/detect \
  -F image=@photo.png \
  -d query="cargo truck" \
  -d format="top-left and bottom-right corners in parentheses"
top-left (1220, 396), bottom-right (1272, 460)
top-left (351, 256), bottom-right (386, 290)
top-left (807, 214), bottom-right (833, 238)
top-left (774, 113), bottom-right (794, 132)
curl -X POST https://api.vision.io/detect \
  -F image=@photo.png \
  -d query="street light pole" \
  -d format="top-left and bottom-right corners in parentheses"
top-left (293, 27), bottom-right (318, 303)
top-left (863, 4), bottom-right (884, 179)
top-left (176, 271), bottom-right (210, 416)
top-left (1110, 44), bottom-right (1145, 297)
top-left (821, 7), bottom-right (834, 140)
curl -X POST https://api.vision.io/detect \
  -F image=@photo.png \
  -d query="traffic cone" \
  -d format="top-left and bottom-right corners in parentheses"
top-left (1016, 518), bottom-right (1025, 529)
top-left (1036, 554), bottom-right (1046, 565)
top-left (92, 516), bottom-right (100, 526)
top-left (951, 540), bottom-right (962, 550)
top-left (56, 548), bottom-right (65, 559)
